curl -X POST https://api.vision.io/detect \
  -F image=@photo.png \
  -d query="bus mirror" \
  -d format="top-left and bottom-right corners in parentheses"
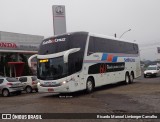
top-left (64, 48), bottom-right (80, 63)
top-left (28, 54), bottom-right (37, 67)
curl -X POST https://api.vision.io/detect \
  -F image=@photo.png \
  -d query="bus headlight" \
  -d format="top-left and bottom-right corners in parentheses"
top-left (60, 80), bottom-right (68, 85)
top-left (61, 81), bottom-right (67, 85)
top-left (37, 82), bottom-right (40, 86)
top-left (62, 81), bottom-right (67, 84)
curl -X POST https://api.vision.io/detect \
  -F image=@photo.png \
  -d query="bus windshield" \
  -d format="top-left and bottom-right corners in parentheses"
top-left (37, 57), bottom-right (68, 80)
top-left (38, 32), bottom-right (88, 55)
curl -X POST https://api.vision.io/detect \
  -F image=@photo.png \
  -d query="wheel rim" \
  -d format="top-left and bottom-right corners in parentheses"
top-left (87, 81), bottom-right (93, 91)
top-left (126, 75), bottom-right (129, 84)
top-left (3, 90), bottom-right (9, 97)
top-left (26, 87), bottom-right (31, 93)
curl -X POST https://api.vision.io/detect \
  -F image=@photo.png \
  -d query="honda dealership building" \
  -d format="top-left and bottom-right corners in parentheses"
top-left (0, 31), bottom-right (44, 77)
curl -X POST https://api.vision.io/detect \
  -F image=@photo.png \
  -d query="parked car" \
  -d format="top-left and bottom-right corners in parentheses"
top-left (144, 65), bottom-right (160, 78)
top-left (0, 77), bottom-right (23, 97)
top-left (17, 76), bottom-right (39, 93)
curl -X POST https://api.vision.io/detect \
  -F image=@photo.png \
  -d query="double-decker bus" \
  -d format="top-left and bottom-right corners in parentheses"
top-left (28, 31), bottom-right (141, 93)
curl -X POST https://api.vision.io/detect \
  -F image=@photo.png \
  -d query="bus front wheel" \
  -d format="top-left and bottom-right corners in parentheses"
top-left (86, 78), bottom-right (94, 93)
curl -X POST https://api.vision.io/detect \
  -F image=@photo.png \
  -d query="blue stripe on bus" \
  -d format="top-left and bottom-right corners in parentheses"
top-left (101, 53), bottom-right (108, 61)
top-left (112, 56), bottom-right (118, 62)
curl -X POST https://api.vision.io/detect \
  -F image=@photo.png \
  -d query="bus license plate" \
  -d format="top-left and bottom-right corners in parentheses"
top-left (48, 88), bottom-right (54, 92)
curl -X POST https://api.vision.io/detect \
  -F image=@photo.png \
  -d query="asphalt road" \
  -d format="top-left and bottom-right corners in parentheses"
top-left (0, 75), bottom-right (160, 122)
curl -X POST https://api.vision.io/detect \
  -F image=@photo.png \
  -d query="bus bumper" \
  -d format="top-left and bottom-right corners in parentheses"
top-left (37, 82), bottom-right (75, 93)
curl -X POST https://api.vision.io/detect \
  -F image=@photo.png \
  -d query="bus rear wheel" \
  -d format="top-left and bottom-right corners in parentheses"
top-left (125, 73), bottom-right (130, 85)
top-left (129, 73), bottom-right (134, 83)
top-left (86, 78), bottom-right (94, 93)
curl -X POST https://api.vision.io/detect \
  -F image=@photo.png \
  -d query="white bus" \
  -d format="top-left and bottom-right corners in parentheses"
top-left (28, 32), bottom-right (141, 93)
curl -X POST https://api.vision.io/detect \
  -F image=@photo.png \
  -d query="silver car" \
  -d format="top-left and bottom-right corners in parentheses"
top-left (17, 76), bottom-right (39, 93)
top-left (0, 77), bottom-right (23, 97)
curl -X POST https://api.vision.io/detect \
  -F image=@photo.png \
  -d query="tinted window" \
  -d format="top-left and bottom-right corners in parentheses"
top-left (68, 52), bottom-right (83, 75)
top-left (0, 79), bottom-right (3, 84)
top-left (39, 35), bottom-right (69, 55)
top-left (31, 76), bottom-right (37, 81)
top-left (6, 77), bottom-right (19, 82)
top-left (38, 32), bottom-right (88, 76)
top-left (37, 57), bottom-right (68, 80)
top-left (69, 33), bottom-right (87, 51)
top-left (19, 77), bottom-right (27, 82)
top-left (88, 36), bottom-right (139, 54)
top-left (38, 32), bottom-right (88, 55)
top-left (88, 36), bottom-right (95, 55)
top-left (147, 67), bottom-right (157, 70)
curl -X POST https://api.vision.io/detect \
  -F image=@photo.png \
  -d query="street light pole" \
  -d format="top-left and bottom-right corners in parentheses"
top-left (119, 29), bottom-right (131, 39)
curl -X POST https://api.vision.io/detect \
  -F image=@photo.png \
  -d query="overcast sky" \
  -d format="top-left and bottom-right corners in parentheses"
top-left (0, 0), bottom-right (160, 61)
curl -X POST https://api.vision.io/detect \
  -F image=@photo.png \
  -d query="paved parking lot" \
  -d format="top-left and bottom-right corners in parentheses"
top-left (0, 76), bottom-right (160, 122)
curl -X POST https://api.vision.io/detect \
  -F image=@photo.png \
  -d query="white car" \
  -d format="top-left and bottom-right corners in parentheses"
top-left (0, 77), bottom-right (23, 97)
top-left (17, 76), bottom-right (39, 93)
top-left (144, 65), bottom-right (160, 78)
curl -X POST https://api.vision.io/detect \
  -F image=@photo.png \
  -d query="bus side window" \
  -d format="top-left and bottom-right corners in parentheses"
top-left (135, 44), bottom-right (139, 54)
top-left (88, 36), bottom-right (95, 55)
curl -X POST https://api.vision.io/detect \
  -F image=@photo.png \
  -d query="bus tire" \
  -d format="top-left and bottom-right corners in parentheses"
top-left (86, 78), bottom-right (94, 93)
top-left (125, 73), bottom-right (130, 85)
top-left (130, 72), bottom-right (134, 83)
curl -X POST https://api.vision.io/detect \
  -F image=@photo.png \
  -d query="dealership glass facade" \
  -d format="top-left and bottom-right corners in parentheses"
top-left (0, 31), bottom-right (44, 77)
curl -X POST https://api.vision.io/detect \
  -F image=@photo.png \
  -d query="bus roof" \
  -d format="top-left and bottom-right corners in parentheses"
top-left (45, 31), bottom-right (137, 45)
